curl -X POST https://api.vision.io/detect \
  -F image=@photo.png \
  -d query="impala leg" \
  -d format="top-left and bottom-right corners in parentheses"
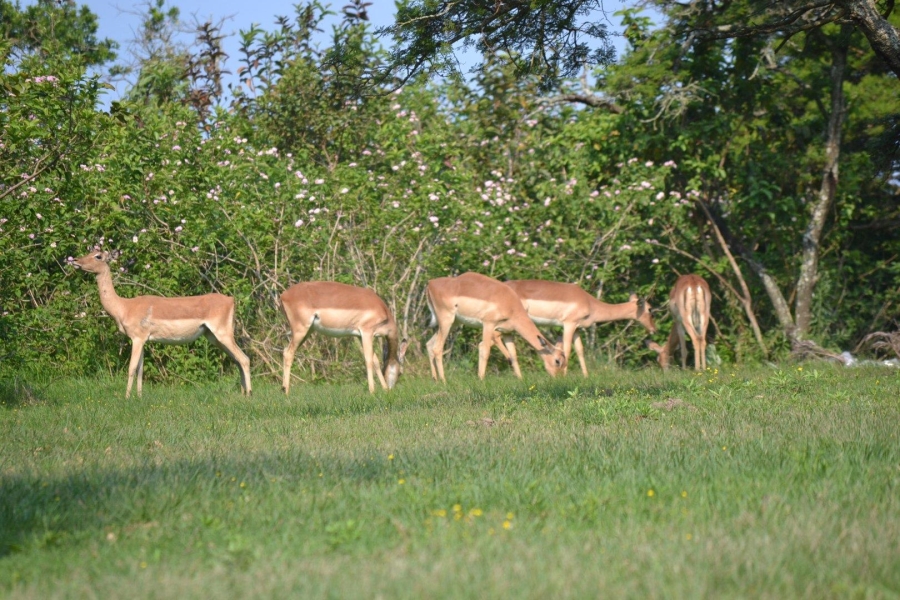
top-left (359, 331), bottom-right (381, 393)
top-left (701, 299), bottom-right (711, 371)
top-left (676, 324), bottom-right (688, 370)
top-left (500, 334), bottom-right (522, 378)
top-left (136, 351), bottom-right (144, 397)
top-left (282, 324), bottom-right (311, 394)
top-left (477, 326), bottom-right (497, 380)
top-left (492, 331), bottom-right (521, 376)
top-left (492, 331), bottom-right (511, 362)
top-left (686, 324), bottom-right (703, 371)
top-left (572, 333), bottom-right (588, 377)
top-left (427, 317), bottom-right (453, 383)
top-left (205, 330), bottom-right (253, 395)
top-left (685, 319), bottom-right (706, 372)
top-left (371, 341), bottom-right (386, 385)
top-left (560, 325), bottom-right (580, 377)
top-left (426, 334), bottom-right (440, 381)
top-left (126, 339), bottom-right (146, 398)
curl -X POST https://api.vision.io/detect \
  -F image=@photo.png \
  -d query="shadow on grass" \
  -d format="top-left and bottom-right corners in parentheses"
top-left (0, 376), bottom-right (52, 408)
top-left (0, 448), bottom-right (394, 560)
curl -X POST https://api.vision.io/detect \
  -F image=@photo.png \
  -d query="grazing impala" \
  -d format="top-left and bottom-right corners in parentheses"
top-left (73, 250), bottom-right (251, 397)
top-left (280, 281), bottom-right (407, 394)
top-left (425, 272), bottom-right (566, 382)
top-left (647, 274), bottom-right (711, 371)
top-left (499, 280), bottom-right (656, 377)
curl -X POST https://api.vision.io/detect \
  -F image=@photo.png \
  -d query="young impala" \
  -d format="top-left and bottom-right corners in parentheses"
top-left (73, 250), bottom-right (252, 397)
top-left (424, 272), bottom-right (566, 382)
top-left (499, 280), bottom-right (656, 376)
top-left (647, 274), bottom-right (711, 371)
top-left (280, 281), bottom-right (407, 394)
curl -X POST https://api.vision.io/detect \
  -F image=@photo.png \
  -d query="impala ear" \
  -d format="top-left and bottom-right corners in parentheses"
top-left (629, 293), bottom-right (639, 303)
top-left (398, 339), bottom-right (409, 364)
top-left (537, 335), bottom-right (549, 348)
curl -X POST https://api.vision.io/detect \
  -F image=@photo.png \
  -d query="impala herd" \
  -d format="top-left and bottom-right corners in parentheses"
top-left (73, 250), bottom-right (713, 397)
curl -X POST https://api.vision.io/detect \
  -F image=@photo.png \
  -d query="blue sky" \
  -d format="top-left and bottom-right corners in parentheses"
top-left (79, 0), bottom-right (631, 100)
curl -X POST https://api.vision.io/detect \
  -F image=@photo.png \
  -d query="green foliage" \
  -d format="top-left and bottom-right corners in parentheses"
top-left (1, 0), bottom-right (898, 385)
top-left (380, 0), bottom-right (616, 92)
top-left (0, 0), bottom-right (117, 67)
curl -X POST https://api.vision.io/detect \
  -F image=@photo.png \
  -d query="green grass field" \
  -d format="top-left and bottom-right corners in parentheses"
top-left (1, 363), bottom-right (899, 599)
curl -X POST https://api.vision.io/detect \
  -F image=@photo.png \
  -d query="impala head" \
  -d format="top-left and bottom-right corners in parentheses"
top-left (537, 335), bottom-right (567, 376)
top-left (73, 249), bottom-right (113, 274)
top-left (630, 293), bottom-right (657, 334)
top-left (383, 339), bottom-right (409, 390)
top-left (646, 339), bottom-right (669, 369)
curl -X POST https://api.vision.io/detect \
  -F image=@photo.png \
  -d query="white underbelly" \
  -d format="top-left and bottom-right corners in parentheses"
top-left (455, 314), bottom-right (484, 328)
top-left (147, 321), bottom-right (206, 344)
top-left (530, 315), bottom-right (563, 328)
top-left (312, 322), bottom-right (359, 338)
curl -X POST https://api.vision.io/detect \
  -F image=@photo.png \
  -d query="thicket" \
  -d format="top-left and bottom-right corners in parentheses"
top-left (1, 1), bottom-right (898, 386)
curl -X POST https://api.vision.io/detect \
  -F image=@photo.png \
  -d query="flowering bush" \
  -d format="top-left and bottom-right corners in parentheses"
top-left (0, 11), bottom-right (709, 384)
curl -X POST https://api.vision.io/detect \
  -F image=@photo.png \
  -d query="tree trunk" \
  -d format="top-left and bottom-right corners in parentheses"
top-left (794, 28), bottom-right (849, 338)
top-left (840, 0), bottom-right (900, 79)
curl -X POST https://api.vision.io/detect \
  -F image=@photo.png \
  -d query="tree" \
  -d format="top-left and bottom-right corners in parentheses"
top-left (378, 0), bottom-right (616, 92)
top-left (0, 0), bottom-right (117, 67)
top-left (663, 0), bottom-right (900, 80)
top-left (380, 1), bottom-right (900, 82)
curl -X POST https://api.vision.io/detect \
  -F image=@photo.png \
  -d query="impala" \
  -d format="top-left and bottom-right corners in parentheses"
top-left (647, 274), bottom-right (711, 371)
top-left (73, 250), bottom-right (252, 397)
top-left (424, 272), bottom-right (566, 382)
top-left (499, 280), bottom-right (656, 377)
top-left (280, 281), bottom-right (407, 394)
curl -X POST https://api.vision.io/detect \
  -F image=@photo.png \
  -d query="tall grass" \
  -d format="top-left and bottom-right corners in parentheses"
top-left (1, 364), bottom-right (898, 598)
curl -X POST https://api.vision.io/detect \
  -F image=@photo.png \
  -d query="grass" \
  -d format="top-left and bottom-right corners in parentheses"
top-left (1, 362), bottom-right (899, 598)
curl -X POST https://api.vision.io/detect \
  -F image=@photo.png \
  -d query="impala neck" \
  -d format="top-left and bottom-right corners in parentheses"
top-left (383, 327), bottom-right (400, 366)
top-left (588, 297), bottom-right (637, 324)
top-left (515, 319), bottom-right (551, 354)
top-left (94, 266), bottom-right (125, 322)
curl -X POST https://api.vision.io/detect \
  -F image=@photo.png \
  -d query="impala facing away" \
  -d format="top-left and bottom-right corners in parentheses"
top-left (73, 250), bottom-right (252, 397)
top-left (280, 281), bottom-right (407, 394)
top-left (500, 280), bottom-right (656, 377)
top-left (425, 272), bottom-right (566, 382)
top-left (647, 274), bottom-right (711, 371)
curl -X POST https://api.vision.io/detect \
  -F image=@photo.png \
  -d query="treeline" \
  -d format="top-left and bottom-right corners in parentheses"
top-left (1, 0), bottom-right (898, 385)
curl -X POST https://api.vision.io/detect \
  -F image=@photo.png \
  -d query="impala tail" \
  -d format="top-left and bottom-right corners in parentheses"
top-left (690, 285), bottom-right (708, 335)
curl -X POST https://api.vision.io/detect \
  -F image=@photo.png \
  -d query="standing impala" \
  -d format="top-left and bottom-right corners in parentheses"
top-left (73, 250), bottom-right (252, 397)
top-left (648, 274), bottom-right (711, 371)
top-left (280, 281), bottom-right (407, 394)
top-left (425, 272), bottom-right (566, 382)
top-left (499, 280), bottom-right (656, 377)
